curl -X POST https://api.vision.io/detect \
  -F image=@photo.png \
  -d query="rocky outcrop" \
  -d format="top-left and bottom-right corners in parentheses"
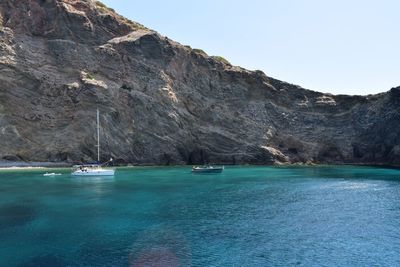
top-left (0, 0), bottom-right (399, 166)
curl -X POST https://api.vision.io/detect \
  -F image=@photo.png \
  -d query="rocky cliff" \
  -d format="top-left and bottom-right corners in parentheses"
top-left (0, 0), bottom-right (399, 166)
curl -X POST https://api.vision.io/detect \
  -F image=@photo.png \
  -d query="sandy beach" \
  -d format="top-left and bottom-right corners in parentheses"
top-left (0, 161), bottom-right (70, 169)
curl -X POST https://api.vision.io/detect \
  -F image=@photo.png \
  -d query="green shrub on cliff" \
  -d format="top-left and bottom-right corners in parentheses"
top-left (122, 18), bottom-right (146, 30)
top-left (95, 1), bottom-right (115, 13)
top-left (85, 72), bottom-right (94, 80)
top-left (211, 56), bottom-right (231, 65)
top-left (95, 1), bottom-right (106, 8)
top-left (193, 48), bottom-right (207, 56)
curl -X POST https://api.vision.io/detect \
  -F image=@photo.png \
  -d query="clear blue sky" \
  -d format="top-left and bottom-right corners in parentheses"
top-left (101, 0), bottom-right (400, 95)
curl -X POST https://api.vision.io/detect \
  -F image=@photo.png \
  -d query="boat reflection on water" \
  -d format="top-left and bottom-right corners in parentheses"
top-left (43, 172), bottom-right (62, 177)
top-left (72, 175), bottom-right (116, 197)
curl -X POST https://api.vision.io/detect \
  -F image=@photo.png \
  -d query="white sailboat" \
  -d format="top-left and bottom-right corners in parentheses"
top-left (71, 109), bottom-right (115, 176)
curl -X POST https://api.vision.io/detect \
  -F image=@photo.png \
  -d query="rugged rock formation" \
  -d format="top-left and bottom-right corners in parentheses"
top-left (0, 0), bottom-right (399, 166)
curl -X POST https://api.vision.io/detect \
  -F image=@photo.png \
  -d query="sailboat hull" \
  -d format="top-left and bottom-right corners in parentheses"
top-left (71, 169), bottom-right (115, 176)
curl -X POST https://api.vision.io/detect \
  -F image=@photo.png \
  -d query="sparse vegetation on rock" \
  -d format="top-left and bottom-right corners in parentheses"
top-left (0, 0), bottom-right (398, 166)
top-left (211, 55), bottom-right (231, 65)
top-left (95, 1), bottom-right (115, 13)
top-left (193, 48), bottom-right (208, 56)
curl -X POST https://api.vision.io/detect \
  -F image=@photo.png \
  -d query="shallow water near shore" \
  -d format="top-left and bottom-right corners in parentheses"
top-left (1, 165), bottom-right (400, 266)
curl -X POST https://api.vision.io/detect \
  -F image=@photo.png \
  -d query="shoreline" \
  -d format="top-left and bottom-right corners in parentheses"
top-left (0, 160), bottom-right (399, 170)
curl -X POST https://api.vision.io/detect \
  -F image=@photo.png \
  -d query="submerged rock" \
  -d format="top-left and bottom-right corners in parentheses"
top-left (0, 0), bottom-right (398, 166)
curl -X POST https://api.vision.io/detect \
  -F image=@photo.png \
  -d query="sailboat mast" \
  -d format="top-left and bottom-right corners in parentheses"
top-left (97, 108), bottom-right (100, 163)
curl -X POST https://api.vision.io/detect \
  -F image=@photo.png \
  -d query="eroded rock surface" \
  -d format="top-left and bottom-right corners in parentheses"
top-left (0, 0), bottom-right (399, 165)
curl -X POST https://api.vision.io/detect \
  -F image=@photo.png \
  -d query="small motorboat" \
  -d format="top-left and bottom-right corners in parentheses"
top-left (43, 172), bottom-right (62, 176)
top-left (192, 165), bottom-right (224, 173)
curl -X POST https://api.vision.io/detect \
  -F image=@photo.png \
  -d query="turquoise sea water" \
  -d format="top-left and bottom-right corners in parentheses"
top-left (1, 166), bottom-right (400, 266)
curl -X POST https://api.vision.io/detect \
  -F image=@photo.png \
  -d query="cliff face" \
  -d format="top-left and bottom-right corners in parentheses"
top-left (0, 0), bottom-right (399, 166)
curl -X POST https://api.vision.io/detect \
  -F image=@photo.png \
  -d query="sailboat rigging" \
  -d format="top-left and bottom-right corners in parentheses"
top-left (71, 109), bottom-right (115, 176)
